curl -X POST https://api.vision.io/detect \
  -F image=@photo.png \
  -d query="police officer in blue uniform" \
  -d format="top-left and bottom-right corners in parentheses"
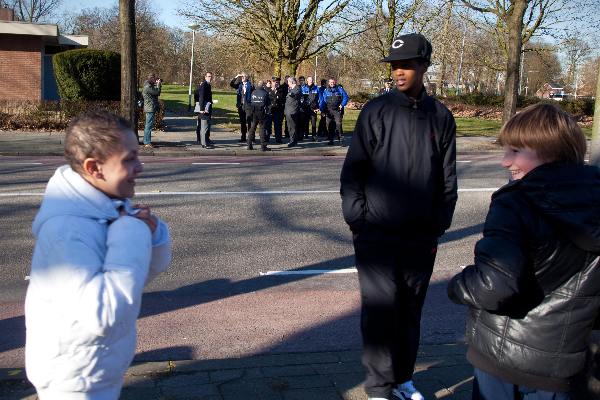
top-left (301, 76), bottom-right (321, 141)
top-left (320, 78), bottom-right (349, 145)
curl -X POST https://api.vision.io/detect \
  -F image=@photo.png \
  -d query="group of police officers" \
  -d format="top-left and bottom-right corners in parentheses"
top-left (229, 73), bottom-right (349, 151)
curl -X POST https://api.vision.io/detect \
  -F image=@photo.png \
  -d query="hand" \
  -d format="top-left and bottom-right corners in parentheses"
top-left (133, 204), bottom-right (158, 233)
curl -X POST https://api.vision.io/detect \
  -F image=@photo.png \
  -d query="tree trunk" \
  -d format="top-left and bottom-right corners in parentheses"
top-left (119, 0), bottom-right (138, 137)
top-left (502, 0), bottom-right (528, 124)
top-left (438, 0), bottom-right (454, 96)
top-left (591, 61), bottom-right (600, 166)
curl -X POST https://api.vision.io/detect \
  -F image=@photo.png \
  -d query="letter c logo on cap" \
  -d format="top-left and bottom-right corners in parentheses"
top-left (392, 39), bottom-right (404, 49)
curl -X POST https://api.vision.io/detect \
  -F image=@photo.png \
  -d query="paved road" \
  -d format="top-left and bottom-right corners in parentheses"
top-left (0, 153), bottom-right (509, 367)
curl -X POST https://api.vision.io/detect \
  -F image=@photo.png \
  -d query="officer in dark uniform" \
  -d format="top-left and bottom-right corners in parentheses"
top-left (269, 77), bottom-right (286, 144)
top-left (320, 78), bottom-right (349, 145)
top-left (297, 76), bottom-right (308, 140)
top-left (246, 80), bottom-right (271, 151)
top-left (380, 78), bottom-right (394, 94)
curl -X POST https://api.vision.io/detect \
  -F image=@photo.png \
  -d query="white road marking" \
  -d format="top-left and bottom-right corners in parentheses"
top-left (0, 162), bottom-right (43, 165)
top-left (0, 188), bottom-right (500, 197)
top-left (457, 160), bottom-right (472, 163)
top-left (457, 188), bottom-right (498, 192)
top-left (260, 268), bottom-right (357, 276)
top-left (192, 162), bottom-right (241, 165)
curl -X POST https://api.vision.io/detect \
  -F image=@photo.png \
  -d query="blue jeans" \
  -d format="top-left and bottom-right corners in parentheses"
top-left (473, 368), bottom-right (570, 400)
top-left (143, 112), bottom-right (155, 144)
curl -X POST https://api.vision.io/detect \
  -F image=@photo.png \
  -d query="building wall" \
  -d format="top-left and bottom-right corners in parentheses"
top-left (0, 35), bottom-right (42, 101)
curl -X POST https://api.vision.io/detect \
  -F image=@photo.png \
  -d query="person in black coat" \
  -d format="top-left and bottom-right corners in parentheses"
top-left (284, 77), bottom-right (302, 147)
top-left (340, 33), bottom-right (456, 400)
top-left (194, 72), bottom-right (214, 148)
top-left (448, 102), bottom-right (600, 399)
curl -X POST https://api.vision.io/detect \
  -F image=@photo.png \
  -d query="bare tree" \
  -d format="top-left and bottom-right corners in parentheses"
top-left (562, 36), bottom-right (591, 95)
top-left (364, 0), bottom-right (430, 77)
top-left (4, 0), bottom-right (61, 22)
top-left (179, 0), bottom-right (364, 76)
top-left (461, 0), bottom-right (595, 121)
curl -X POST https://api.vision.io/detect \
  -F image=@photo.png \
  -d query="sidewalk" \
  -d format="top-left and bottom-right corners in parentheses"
top-left (0, 114), bottom-right (502, 157)
top-left (0, 344), bottom-right (473, 400)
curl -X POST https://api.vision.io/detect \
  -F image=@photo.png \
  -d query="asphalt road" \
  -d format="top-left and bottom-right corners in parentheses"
top-left (0, 153), bottom-right (509, 367)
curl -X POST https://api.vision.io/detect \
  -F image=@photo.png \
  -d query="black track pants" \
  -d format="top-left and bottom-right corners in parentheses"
top-left (353, 234), bottom-right (437, 398)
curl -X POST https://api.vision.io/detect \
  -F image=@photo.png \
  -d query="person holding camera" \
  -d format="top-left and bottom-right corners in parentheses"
top-left (142, 73), bottom-right (161, 149)
top-left (230, 72), bottom-right (254, 143)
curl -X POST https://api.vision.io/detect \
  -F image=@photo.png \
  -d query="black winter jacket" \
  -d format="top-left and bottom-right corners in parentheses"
top-left (340, 88), bottom-right (457, 240)
top-left (448, 163), bottom-right (600, 392)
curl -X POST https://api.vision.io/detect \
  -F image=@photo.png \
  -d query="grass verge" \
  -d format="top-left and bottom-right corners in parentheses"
top-left (160, 85), bottom-right (593, 138)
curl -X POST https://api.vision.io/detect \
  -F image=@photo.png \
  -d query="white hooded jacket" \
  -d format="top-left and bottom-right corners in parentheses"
top-left (25, 165), bottom-right (172, 400)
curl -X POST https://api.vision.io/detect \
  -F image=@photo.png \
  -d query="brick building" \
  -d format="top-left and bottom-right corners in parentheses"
top-left (0, 7), bottom-right (88, 101)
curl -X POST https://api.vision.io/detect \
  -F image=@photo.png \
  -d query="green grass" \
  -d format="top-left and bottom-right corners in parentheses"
top-left (455, 118), bottom-right (502, 137)
top-left (160, 85), bottom-right (593, 138)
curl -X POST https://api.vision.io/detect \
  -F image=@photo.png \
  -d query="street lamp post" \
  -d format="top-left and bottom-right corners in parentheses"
top-left (187, 23), bottom-right (200, 112)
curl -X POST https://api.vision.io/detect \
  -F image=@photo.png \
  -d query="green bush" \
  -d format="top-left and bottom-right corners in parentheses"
top-left (53, 49), bottom-right (121, 101)
top-left (560, 98), bottom-right (594, 116)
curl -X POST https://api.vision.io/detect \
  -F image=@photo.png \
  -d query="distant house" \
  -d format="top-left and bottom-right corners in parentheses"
top-left (0, 7), bottom-right (88, 101)
top-left (535, 82), bottom-right (565, 100)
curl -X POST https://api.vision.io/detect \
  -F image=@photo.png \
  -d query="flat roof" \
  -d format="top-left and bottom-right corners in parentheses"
top-left (0, 20), bottom-right (88, 46)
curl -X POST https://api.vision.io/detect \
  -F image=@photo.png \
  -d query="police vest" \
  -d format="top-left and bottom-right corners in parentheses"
top-left (326, 89), bottom-right (343, 109)
top-left (251, 90), bottom-right (268, 107)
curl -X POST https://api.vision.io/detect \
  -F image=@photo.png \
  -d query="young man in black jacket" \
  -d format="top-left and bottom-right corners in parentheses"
top-left (340, 33), bottom-right (457, 400)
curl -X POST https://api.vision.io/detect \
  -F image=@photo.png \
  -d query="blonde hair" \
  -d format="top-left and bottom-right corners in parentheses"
top-left (499, 102), bottom-right (586, 164)
top-left (64, 110), bottom-right (133, 173)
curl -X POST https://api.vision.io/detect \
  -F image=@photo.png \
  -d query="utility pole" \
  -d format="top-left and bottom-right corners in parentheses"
top-left (591, 61), bottom-right (600, 166)
top-left (119, 0), bottom-right (138, 137)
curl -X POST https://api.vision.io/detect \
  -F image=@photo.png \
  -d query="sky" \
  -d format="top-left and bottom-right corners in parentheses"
top-left (58, 0), bottom-right (189, 29)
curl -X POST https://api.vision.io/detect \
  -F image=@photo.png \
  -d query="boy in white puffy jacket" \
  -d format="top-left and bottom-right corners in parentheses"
top-left (25, 110), bottom-right (172, 400)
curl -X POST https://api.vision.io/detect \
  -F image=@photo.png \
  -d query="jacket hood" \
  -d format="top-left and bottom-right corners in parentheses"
top-left (32, 165), bottom-right (123, 237)
top-left (497, 163), bottom-right (600, 252)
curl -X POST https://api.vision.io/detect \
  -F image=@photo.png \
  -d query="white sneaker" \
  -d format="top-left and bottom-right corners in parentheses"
top-left (392, 380), bottom-right (424, 400)
top-left (368, 398), bottom-right (389, 400)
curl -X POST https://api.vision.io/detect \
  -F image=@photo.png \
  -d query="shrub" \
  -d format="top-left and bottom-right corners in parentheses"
top-left (53, 49), bottom-right (121, 101)
top-left (560, 98), bottom-right (594, 117)
top-left (0, 100), bottom-right (165, 132)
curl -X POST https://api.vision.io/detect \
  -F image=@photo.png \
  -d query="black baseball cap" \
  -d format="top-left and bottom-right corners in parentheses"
top-left (380, 33), bottom-right (432, 63)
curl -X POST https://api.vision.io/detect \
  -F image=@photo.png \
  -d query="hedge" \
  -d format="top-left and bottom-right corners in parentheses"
top-left (0, 100), bottom-right (164, 133)
top-left (53, 49), bottom-right (121, 101)
top-left (443, 93), bottom-right (594, 117)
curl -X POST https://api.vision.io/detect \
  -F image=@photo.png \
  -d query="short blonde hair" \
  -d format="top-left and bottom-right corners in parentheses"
top-left (64, 110), bottom-right (133, 173)
top-left (499, 102), bottom-right (586, 164)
